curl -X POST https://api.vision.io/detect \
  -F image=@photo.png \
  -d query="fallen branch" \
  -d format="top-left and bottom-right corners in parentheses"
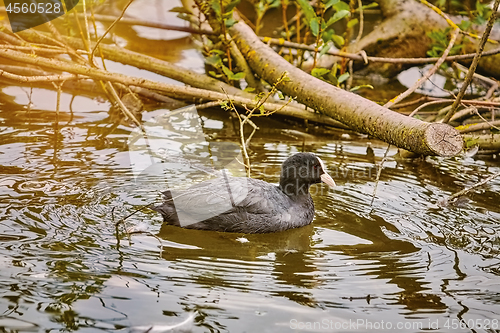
top-left (0, 48), bottom-right (343, 127)
top-left (464, 134), bottom-right (500, 151)
top-left (5, 26), bottom-right (253, 99)
top-left (457, 119), bottom-right (500, 134)
top-left (229, 19), bottom-right (463, 156)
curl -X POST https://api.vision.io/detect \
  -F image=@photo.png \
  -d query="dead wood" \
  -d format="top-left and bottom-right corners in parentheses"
top-left (229, 20), bottom-right (463, 157)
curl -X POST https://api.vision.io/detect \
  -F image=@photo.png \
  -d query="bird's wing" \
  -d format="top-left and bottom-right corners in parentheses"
top-left (164, 177), bottom-right (279, 227)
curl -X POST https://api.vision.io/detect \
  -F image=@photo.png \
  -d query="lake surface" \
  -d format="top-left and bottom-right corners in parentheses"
top-left (1, 0), bottom-right (500, 332)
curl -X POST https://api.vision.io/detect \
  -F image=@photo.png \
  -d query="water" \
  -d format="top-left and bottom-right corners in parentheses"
top-left (1, 1), bottom-right (500, 332)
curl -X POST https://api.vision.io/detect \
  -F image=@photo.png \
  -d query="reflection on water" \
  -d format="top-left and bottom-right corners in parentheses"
top-left (1, 89), bottom-right (499, 331)
top-left (1, 3), bottom-right (500, 333)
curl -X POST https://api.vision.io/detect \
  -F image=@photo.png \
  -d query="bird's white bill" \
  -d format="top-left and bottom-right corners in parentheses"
top-left (320, 173), bottom-right (336, 188)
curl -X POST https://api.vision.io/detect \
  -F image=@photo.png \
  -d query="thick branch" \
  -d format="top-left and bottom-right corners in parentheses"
top-left (465, 134), bottom-right (500, 151)
top-left (229, 20), bottom-right (463, 157)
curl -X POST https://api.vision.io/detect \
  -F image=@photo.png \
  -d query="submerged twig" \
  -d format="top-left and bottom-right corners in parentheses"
top-left (443, 171), bottom-right (500, 206)
top-left (370, 144), bottom-right (391, 206)
top-left (114, 202), bottom-right (155, 231)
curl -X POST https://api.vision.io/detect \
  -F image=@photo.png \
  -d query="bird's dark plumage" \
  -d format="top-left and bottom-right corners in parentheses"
top-left (152, 152), bottom-right (335, 233)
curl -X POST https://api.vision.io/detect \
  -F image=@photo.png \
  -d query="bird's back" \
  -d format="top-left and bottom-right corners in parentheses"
top-left (152, 177), bottom-right (315, 233)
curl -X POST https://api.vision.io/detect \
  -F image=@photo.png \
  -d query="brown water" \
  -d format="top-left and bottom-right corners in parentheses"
top-left (1, 0), bottom-right (500, 332)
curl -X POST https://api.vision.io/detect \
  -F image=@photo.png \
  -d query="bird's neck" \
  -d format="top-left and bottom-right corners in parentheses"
top-left (279, 179), bottom-right (311, 198)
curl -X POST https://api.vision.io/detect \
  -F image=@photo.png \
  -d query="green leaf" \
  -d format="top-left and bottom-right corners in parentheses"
top-left (269, 0), bottom-right (281, 8)
top-left (319, 41), bottom-right (333, 57)
top-left (360, 2), bottom-right (378, 10)
top-left (464, 136), bottom-right (479, 148)
top-left (350, 84), bottom-right (373, 92)
top-left (225, 0), bottom-right (241, 12)
top-left (310, 17), bottom-right (320, 36)
top-left (210, 49), bottom-right (225, 55)
top-left (332, 1), bottom-right (350, 12)
top-left (169, 6), bottom-right (191, 14)
top-left (324, 0), bottom-right (339, 10)
top-left (332, 34), bottom-right (345, 47)
top-left (225, 17), bottom-right (237, 28)
top-left (311, 68), bottom-right (331, 78)
top-left (211, 0), bottom-right (221, 16)
top-left (337, 72), bottom-right (349, 84)
top-left (230, 71), bottom-right (246, 80)
top-left (458, 20), bottom-right (472, 31)
top-left (347, 18), bottom-right (358, 28)
top-left (427, 50), bottom-right (439, 57)
top-left (296, 0), bottom-right (319, 23)
top-left (326, 9), bottom-right (350, 28)
top-left (476, 1), bottom-right (485, 16)
top-left (205, 54), bottom-right (222, 66)
top-left (209, 70), bottom-right (223, 78)
top-left (222, 65), bottom-right (234, 77)
top-left (321, 29), bottom-right (335, 44)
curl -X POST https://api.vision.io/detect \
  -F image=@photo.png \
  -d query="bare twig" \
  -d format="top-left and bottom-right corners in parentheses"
top-left (411, 100), bottom-right (453, 116)
top-left (80, 0), bottom-right (92, 59)
top-left (0, 44), bottom-right (73, 55)
top-left (370, 144), bottom-right (392, 206)
top-left (413, 98), bottom-right (500, 117)
top-left (106, 82), bottom-right (144, 130)
top-left (0, 69), bottom-right (84, 83)
top-left (74, 13), bottom-right (215, 35)
top-left (260, 37), bottom-right (500, 64)
top-left (420, 0), bottom-right (498, 45)
top-left (90, 0), bottom-right (135, 64)
top-left (355, 0), bottom-right (364, 45)
top-left (115, 203), bottom-right (155, 231)
top-left (457, 119), bottom-right (500, 133)
top-left (389, 97), bottom-right (430, 109)
top-left (242, 115), bottom-right (259, 147)
top-left (453, 63), bottom-right (500, 100)
top-left (221, 88), bottom-right (251, 175)
top-left (445, 171), bottom-right (500, 204)
top-left (384, 27), bottom-right (460, 108)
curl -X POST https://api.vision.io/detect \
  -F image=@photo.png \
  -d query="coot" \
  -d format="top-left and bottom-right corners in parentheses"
top-left (152, 152), bottom-right (335, 233)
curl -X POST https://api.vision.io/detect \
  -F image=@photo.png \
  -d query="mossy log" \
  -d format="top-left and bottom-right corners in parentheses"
top-left (465, 134), bottom-right (500, 152)
top-left (230, 20), bottom-right (463, 157)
